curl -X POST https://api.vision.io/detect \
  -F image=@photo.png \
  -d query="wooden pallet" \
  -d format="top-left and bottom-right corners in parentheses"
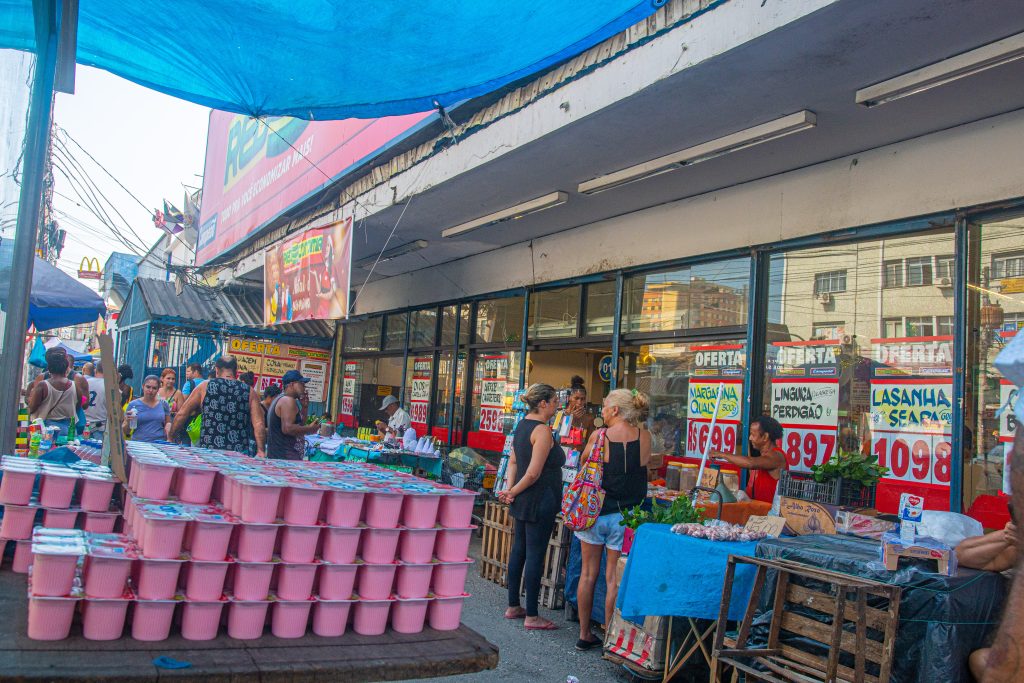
top-left (479, 501), bottom-right (571, 610)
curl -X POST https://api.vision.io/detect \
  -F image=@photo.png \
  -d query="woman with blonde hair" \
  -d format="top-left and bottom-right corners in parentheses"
top-left (497, 383), bottom-right (565, 631)
top-left (574, 388), bottom-right (651, 651)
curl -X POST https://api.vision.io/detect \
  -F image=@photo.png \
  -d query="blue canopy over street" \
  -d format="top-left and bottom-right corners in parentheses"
top-left (0, 244), bottom-right (105, 331)
top-left (0, 0), bottom-right (664, 118)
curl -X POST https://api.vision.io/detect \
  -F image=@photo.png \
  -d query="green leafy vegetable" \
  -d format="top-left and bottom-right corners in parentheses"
top-left (809, 450), bottom-right (888, 487)
top-left (619, 495), bottom-right (705, 529)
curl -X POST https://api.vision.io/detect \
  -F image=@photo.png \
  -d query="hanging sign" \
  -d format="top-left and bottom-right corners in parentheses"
top-left (263, 218), bottom-right (352, 325)
top-left (769, 341), bottom-right (840, 473)
top-left (410, 357), bottom-right (432, 428)
top-left (77, 256), bottom-right (102, 280)
top-left (300, 359), bottom-right (328, 403)
top-left (340, 361), bottom-right (359, 427)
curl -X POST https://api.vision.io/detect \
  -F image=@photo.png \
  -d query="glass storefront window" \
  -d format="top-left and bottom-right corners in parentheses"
top-left (441, 305), bottom-right (470, 346)
top-left (384, 313), bottom-right (408, 350)
top-left (585, 280), bottom-right (617, 336)
top-left (622, 341), bottom-right (746, 458)
top-left (410, 308), bottom-right (437, 347)
top-left (763, 228), bottom-right (956, 514)
top-left (468, 350), bottom-right (523, 456)
top-left (623, 258), bottom-right (750, 334)
top-left (475, 297), bottom-right (524, 344)
top-left (433, 350), bottom-right (467, 443)
top-left (337, 356), bottom-right (403, 428)
top-left (529, 286), bottom-right (580, 339)
top-left (966, 216), bottom-right (1024, 525)
top-left (403, 354), bottom-right (434, 433)
top-left (343, 316), bottom-right (382, 352)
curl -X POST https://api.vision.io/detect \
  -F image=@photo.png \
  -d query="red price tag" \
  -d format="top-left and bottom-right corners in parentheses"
top-left (479, 407), bottom-right (504, 433)
top-left (685, 420), bottom-right (739, 457)
top-left (872, 432), bottom-right (951, 486)
top-left (410, 401), bottom-right (429, 425)
top-left (781, 426), bottom-right (837, 473)
top-left (340, 397), bottom-right (354, 415)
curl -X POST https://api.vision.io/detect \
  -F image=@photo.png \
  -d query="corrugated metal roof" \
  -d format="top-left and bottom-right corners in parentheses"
top-left (133, 278), bottom-right (335, 344)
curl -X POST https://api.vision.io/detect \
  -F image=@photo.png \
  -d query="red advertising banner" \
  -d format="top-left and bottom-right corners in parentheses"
top-left (264, 218), bottom-right (352, 324)
top-left (197, 110), bottom-right (433, 265)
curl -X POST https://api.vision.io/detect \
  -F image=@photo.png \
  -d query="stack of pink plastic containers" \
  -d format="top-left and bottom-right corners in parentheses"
top-left (0, 456), bottom-right (119, 573)
top-left (17, 441), bottom-right (476, 641)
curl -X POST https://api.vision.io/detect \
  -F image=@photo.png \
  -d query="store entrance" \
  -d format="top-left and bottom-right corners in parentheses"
top-left (526, 346), bottom-right (613, 422)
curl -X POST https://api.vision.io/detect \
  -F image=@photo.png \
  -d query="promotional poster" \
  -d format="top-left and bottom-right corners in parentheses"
top-left (263, 218), bottom-right (352, 325)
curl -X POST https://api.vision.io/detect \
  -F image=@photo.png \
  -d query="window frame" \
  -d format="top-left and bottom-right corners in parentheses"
top-left (813, 270), bottom-right (848, 295)
top-left (905, 256), bottom-right (933, 287)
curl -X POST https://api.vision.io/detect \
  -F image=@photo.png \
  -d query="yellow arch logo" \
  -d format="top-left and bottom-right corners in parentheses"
top-left (78, 257), bottom-right (102, 280)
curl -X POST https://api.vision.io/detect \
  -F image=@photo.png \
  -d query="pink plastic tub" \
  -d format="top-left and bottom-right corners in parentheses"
top-left (361, 527), bottom-right (400, 564)
top-left (321, 526), bottom-right (360, 564)
top-left (135, 558), bottom-right (184, 600)
top-left (180, 600), bottom-right (225, 641)
top-left (312, 599), bottom-right (352, 637)
top-left (31, 553), bottom-right (79, 596)
top-left (135, 461), bottom-right (175, 500)
top-left (317, 563), bottom-right (357, 600)
top-left (232, 561), bottom-right (275, 601)
top-left (83, 556), bottom-right (132, 598)
top-left (395, 562), bottom-right (433, 599)
top-left (323, 488), bottom-right (364, 527)
top-left (238, 479), bottom-right (282, 523)
top-left (437, 492), bottom-right (476, 528)
top-left (227, 600), bottom-right (269, 639)
top-left (352, 598), bottom-right (393, 636)
top-left (1, 504), bottom-right (37, 539)
top-left (357, 562), bottom-right (397, 600)
top-left (276, 562), bottom-right (317, 600)
top-left (82, 597), bottom-right (130, 640)
top-left (0, 468), bottom-right (36, 505)
top-left (176, 468), bottom-right (216, 504)
top-left (189, 520), bottom-right (235, 561)
top-left (279, 525), bottom-right (320, 563)
top-left (79, 478), bottom-right (115, 512)
top-left (42, 508), bottom-right (78, 529)
top-left (401, 494), bottom-right (440, 529)
top-left (127, 459), bottom-right (139, 491)
top-left (140, 518), bottom-right (187, 559)
top-left (282, 486), bottom-right (325, 526)
top-left (185, 560), bottom-right (230, 601)
top-left (364, 491), bottom-right (404, 529)
top-left (432, 560), bottom-right (473, 597)
top-left (434, 526), bottom-right (476, 562)
top-left (82, 512), bottom-right (119, 534)
top-left (271, 599), bottom-right (313, 638)
top-left (27, 595), bottom-right (78, 640)
top-left (131, 599), bottom-right (176, 641)
top-left (392, 596), bottom-right (430, 634)
top-left (429, 593), bottom-right (469, 631)
top-left (12, 539), bottom-right (32, 573)
top-left (398, 528), bottom-right (438, 564)
top-left (236, 523), bottom-right (279, 562)
top-left (39, 472), bottom-right (77, 508)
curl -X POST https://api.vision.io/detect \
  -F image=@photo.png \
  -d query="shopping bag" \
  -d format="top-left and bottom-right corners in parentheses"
top-left (186, 414), bottom-right (202, 446)
top-left (561, 428), bottom-right (606, 531)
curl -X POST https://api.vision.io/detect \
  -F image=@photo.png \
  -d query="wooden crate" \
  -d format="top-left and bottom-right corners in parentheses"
top-left (479, 501), bottom-right (571, 610)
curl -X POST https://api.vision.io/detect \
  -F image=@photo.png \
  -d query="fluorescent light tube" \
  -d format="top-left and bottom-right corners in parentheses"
top-left (353, 239), bottom-right (428, 269)
top-left (441, 191), bottom-right (569, 238)
top-left (857, 31), bottom-right (1024, 107)
top-left (577, 111), bottom-right (817, 195)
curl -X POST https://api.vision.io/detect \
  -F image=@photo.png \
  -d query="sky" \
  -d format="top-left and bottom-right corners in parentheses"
top-left (51, 66), bottom-right (210, 287)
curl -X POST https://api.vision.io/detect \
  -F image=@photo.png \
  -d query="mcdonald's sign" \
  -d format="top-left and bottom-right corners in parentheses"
top-left (77, 257), bottom-right (102, 280)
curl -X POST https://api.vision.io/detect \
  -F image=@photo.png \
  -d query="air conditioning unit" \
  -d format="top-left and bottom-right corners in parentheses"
top-left (818, 292), bottom-right (833, 304)
top-left (937, 277), bottom-right (952, 287)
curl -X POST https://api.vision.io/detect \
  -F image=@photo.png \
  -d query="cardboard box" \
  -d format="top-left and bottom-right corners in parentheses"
top-left (779, 496), bottom-right (839, 535)
top-left (603, 608), bottom-right (668, 673)
top-left (835, 510), bottom-right (896, 540)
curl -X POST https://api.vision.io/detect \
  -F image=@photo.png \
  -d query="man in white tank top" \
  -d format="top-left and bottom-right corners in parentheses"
top-left (84, 361), bottom-right (108, 441)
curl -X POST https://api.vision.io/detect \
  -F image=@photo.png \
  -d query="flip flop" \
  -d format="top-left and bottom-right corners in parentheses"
top-left (504, 610), bottom-right (526, 620)
top-left (525, 620), bottom-right (559, 631)
top-left (575, 637), bottom-right (603, 651)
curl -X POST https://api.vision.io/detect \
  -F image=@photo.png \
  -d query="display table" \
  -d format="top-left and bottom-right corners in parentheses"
top-left (314, 440), bottom-right (443, 478)
top-left (754, 534), bottom-right (1008, 683)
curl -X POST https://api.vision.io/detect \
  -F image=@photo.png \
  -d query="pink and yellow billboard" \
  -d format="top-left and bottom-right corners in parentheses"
top-left (197, 110), bottom-right (434, 265)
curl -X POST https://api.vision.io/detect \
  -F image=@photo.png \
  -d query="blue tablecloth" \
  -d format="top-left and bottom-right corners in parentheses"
top-left (616, 524), bottom-right (759, 621)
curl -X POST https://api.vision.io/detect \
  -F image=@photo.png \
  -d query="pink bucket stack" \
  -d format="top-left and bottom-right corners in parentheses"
top-left (0, 456), bottom-right (119, 573)
top-left (18, 442), bottom-right (477, 641)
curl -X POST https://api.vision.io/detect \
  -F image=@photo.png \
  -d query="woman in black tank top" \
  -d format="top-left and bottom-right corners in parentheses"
top-left (573, 388), bottom-right (651, 651)
top-left (497, 383), bottom-right (565, 631)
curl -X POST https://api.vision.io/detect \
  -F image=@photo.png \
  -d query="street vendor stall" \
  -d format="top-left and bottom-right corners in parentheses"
top-left (305, 435), bottom-right (444, 479)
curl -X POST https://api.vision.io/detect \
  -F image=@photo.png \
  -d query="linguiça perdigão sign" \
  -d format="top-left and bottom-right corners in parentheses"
top-left (264, 218), bottom-right (352, 324)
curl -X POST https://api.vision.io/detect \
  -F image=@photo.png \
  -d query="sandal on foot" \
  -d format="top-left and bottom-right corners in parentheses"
top-left (504, 608), bottom-right (526, 620)
top-left (524, 619), bottom-right (558, 631)
top-left (575, 636), bottom-right (603, 651)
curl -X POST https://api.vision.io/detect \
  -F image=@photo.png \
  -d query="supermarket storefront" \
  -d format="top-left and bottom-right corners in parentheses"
top-left (334, 205), bottom-right (1024, 528)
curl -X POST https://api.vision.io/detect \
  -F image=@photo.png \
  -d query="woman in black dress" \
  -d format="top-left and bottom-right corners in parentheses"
top-left (497, 383), bottom-right (565, 631)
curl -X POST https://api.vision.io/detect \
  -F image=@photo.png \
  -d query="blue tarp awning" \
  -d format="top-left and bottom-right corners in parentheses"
top-left (0, 244), bottom-right (106, 331)
top-left (0, 1), bottom-right (663, 119)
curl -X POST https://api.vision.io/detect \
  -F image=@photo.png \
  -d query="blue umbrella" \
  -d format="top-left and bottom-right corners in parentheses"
top-left (0, 246), bottom-right (106, 331)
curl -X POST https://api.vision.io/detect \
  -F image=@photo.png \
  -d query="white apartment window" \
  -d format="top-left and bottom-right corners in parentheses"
top-left (883, 318), bottom-right (902, 339)
top-left (814, 270), bottom-right (847, 295)
top-left (993, 253), bottom-right (1024, 279)
top-left (935, 256), bottom-right (955, 282)
top-left (936, 316), bottom-right (954, 336)
top-left (812, 322), bottom-right (844, 341)
top-left (883, 260), bottom-right (903, 289)
top-left (1003, 312), bottom-right (1024, 331)
top-left (906, 257), bottom-right (933, 287)
top-left (906, 316), bottom-right (935, 337)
